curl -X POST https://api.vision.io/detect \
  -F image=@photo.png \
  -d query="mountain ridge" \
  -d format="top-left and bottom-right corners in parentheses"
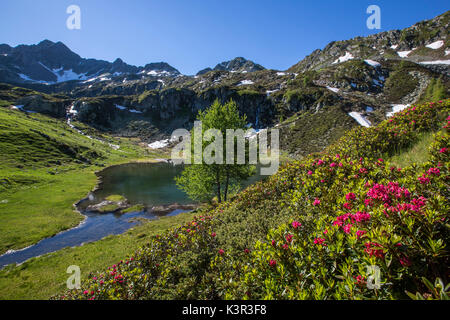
top-left (0, 11), bottom-right (448, 159)
top-left (0, 39), bottom-right (181, 85)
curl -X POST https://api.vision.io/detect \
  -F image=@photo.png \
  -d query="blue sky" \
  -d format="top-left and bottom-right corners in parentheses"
top-left (0, 0), bottom-right (448, 74)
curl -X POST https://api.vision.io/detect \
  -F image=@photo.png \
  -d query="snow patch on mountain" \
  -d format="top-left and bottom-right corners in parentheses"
top-left (18, 73), bottom-right (50, 84)
top-left (148, 139), bottom-right (170, 149)
top-left (348, 112), bottom-right (371, 127)
top-left (333, 52), bottom-right (354, 64)
top-left (386, 104), bottom-right (410, 118)
top-left (419, 59), bottom-right (450, 65)
top-left (266, 89), bottom-right (279, 96)
top-left (425, 40), bottom-right (444, 49)
top-left (397, 50), bottom-right (412, 58)
top-left (364, 60), bottom-right (381, 67)
top-left (238, 80), bottom-right (254, 86)
top-left (53, 68), bottom-right (87, 82)
top-left (326, 86), bottom-right (339, 93)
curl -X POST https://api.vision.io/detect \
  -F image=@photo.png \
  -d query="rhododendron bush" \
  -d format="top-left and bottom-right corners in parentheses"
top-left (56, 99), bottom-right (449, 300)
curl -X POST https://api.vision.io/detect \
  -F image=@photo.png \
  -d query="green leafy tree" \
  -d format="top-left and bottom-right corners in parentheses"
top-left (175, 99), bottom-right (254, 203)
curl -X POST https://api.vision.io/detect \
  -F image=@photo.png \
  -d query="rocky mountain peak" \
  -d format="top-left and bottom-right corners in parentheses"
top-left (196, 57), bottom-right (265, 75)
top-left (0, 41), bottom-right (181, 84)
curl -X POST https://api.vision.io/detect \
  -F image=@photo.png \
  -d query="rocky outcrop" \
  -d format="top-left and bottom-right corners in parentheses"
top-left (288, 11), bottom-right (449, 73)
top-left (150, 203), bottom-right (198, 215)
top-left (196, 57), bottom-right (265, 75)
top-left (15, 94), bottom-right (67, 117)
top-left (86, 197), bottom-right (129, 213)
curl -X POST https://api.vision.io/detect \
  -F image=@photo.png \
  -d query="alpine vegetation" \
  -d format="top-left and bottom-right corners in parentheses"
top-left (0, 8), bottom-right (449, 302)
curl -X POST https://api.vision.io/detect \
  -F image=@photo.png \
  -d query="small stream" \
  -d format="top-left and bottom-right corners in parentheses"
top-left (0, 162), bottom-right (264, 269)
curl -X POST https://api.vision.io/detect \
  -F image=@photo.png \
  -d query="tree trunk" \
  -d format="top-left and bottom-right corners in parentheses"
top-left (216, 169), bottom-right (221, 203)
top-left (224, 168), bottom-right (230, 202)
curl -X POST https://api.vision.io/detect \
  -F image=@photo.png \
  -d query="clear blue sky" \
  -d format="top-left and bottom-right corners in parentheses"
top-left (0, 0), bottom-right (448, 75)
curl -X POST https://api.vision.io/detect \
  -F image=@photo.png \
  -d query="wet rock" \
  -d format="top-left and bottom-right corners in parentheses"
top-left (150, 203), bottom-right (197, 215)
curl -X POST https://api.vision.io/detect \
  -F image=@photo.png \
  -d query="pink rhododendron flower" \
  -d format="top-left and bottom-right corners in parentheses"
top-left (345, 193), bottom-right (356, 201)
top-left (218, 249), bottom-right (224, 255)
top-left (418, 174), bottom-right (430, 185)
top-left (292, 221), bottom-right (302, 229)
top-left (269, 259), bottom-right (277, 267)
top-left (364, 242), bottom-right (385, 258)
top-left (399, 256), bottom-right (411, 267)
top-left (313, 198), bottom-right (321, 206)
top-left (356, 230), bottom-right (366, 239)
top-left (343, 224), bottom-right (352, 234)
top-left (343, 202), bottom-right (352, 210)
top-left (355, 275), bottom-right (366, 285)
top-left (314, 238), bottom-right (326, 246)
top-left (426, 168), bottom-right (440, 176)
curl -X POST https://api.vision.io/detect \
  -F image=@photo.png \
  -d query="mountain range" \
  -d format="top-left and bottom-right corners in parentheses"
top-left (0, 10), bottom-right (448, 158)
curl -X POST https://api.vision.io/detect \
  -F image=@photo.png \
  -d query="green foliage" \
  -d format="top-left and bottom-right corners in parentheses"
top-left (383, 66), bottom-right (419, 102)
top-left (406, 278), bottom-right (450, 300)
top-left (333, 59), bottom-right (371, 82)
top-left (327, 100), bottom-right (449, 159)
top-left (0, 108), bottom-right (104, 168)
top-left (121, 204), bottom-right (145, 214)
top-left (388, 132), bottom-right (435, 168)
top-left (137, 90), bottom-right (158, 104)
top-left (105, 195), bottom-right (126, 202)
top-left (176, 165), bottom-right (217, 202)
top-left (420, 77), bottom-right (448, 103)
top-left (280, 105), bottom-right (357, 157)
top-left (237, 89), bottom-right (260, 97)
top-left (175, 99), bottom-right (253, 203)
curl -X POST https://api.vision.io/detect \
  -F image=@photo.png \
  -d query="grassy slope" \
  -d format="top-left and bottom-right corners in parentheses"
top-left (388, 131), bottom-right (436, 168)
top-left (279, 105), bottom-right (357, 157)
top-left (0, 107), bottom-right (165, 254)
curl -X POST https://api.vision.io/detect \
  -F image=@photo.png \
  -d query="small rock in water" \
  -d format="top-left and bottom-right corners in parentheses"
top-left (86, 196), bottom-right (129, 213)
